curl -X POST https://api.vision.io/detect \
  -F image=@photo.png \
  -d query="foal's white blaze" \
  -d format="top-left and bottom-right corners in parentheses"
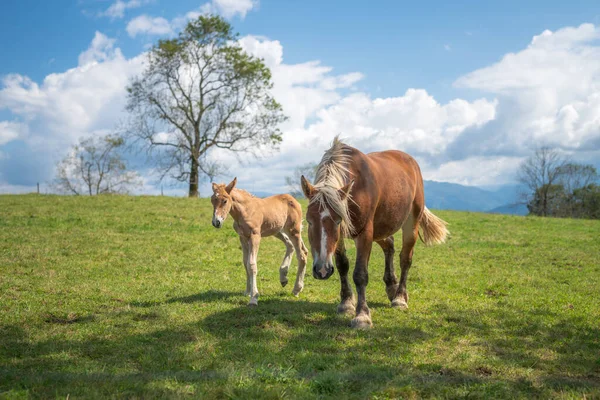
top-left (213, 211), bottom-right (224, 225)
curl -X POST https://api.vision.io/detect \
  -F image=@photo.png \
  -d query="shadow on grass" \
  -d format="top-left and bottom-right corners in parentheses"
top-left (1, 296), bottom-right (599, 398)
top-left (428, 302), bottom-right (600, 392)
top-left (129, 289), bottom-right (240, 307)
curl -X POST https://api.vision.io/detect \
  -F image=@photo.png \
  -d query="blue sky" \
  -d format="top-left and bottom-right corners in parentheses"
top-left (3, 0), bottom-right (598, 101)
top-left (1, 0), bottom-right (600, 194)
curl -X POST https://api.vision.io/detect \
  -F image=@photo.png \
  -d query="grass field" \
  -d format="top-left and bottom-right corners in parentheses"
top-left (1, 194), bottom-right (599, 399)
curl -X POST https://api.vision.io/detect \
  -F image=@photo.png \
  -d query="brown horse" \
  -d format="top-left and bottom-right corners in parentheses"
top-left (211, 178), bottom-right (308, 306)
top-left (301, 137), bottom-right (448, 329)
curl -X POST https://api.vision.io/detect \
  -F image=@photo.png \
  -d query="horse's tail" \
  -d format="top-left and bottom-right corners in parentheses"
top-left (419, 207), bottom-right (448, 246)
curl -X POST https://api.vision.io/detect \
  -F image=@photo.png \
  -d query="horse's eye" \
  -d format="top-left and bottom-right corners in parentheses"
top-left (223, 199), bottom-right (227, 204)
top-left (335, 220), bottom-right (341, 226)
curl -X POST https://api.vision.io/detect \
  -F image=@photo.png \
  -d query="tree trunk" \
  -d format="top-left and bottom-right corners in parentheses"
top-left (189, 157), bottom-right (199, 198)
top-left (542, 188), bottom-right (548, 217)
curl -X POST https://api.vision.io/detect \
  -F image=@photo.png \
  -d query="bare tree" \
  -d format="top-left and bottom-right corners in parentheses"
top-left (126, 15), bottom-right (287, 197)
top-left (557, 163), bottom-right (598, 194)
top-left (518, 147), bottom-right (567, 216)
top-left (54, 134), bottom-right (142, 195)
top-left (285, 162), bottom-right (318, 197)
top-left (557, 163), bottom-right (599, 217)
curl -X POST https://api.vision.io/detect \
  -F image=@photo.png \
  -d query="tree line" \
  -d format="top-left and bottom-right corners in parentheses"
top-left (518, 148), bottom-right (599, 219)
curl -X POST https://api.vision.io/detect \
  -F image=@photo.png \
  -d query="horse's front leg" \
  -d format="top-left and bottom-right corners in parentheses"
top-left (238, 235), bottom-right (251, 296)
top-left (377, 236), bottom-right (399, 304)
top-left (335, 238), bottom-right (355, 315)
top-left (351, 228), bottom-right (374, 329)
top-left (247, 234), bottom-right (261, 306)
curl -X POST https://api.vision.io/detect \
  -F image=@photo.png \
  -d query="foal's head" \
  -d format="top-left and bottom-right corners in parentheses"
top-left (301, 175), bottom-right (354, 280)
top-left (210, 177), bottom-right (237, 228)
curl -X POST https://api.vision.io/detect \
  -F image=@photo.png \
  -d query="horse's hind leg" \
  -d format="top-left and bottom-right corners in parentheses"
top-left (377, 236), bottom-right (399, 303)
top-left (392, 215), bottom-right (418, 309)
top-left (285, 227), bottom-right (307, 296)
top-left (274, 232), bottom-right (294, 287)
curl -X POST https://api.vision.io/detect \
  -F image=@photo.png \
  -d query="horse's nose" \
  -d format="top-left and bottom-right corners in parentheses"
top-left (313, 261), bottom-right (334, 280)
top-left (212, 219), bottom-right (221, 228)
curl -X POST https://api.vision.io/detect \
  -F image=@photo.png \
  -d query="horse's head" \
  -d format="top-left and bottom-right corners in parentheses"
top-left (210, 177), bottom-right (236, 228)
top-left (301, 175), bottom-right (354, 280)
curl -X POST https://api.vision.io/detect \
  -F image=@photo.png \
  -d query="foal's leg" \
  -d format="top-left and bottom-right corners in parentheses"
top-left (286, 227), bottom-right (307, 296)
top-left (247, 234), bottom-right (261, 306)
top-left (239, 236), bottom-right (251, 296)
top-left (335, 238), bottom-right (355, 315)
top-left (274, 232), bottom-right (294, 287)
top-left (392, 216), bottom-right (418, 309)
top-left (351, 227), bottom-right (374, 329)
top-left (377, 236), bottom-right (399, 303)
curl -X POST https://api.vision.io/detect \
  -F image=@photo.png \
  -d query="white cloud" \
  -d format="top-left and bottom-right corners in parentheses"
top-left (203, 37), bottom-right (497, 194)
top-left (454, 23), bottom-right (600, 155)
top-left (0, 31), bottom-right (356, 192)
top-left (100, 0), bottom-right (148, 19)
top-left (78, 32), bottom-right (119, 66)
top-left (422, 156), bottom-right (523, 187)
top-left (127, 0), bottom-right (257, 38)
top-left (0, 121), bottom-right (27, 145)
top-left (208, 0), bottom-right (256, 19)
top-left (126, 15), bottom-right (172, 37)
top-left (0, 32), bottom-right (145, 157)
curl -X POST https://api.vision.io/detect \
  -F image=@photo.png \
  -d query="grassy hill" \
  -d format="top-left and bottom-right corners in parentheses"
top-left (1, 195), bottom-right (599, 399)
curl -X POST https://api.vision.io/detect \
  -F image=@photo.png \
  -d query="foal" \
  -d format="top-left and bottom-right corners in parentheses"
top-left (211, 178), bottom-right (308, 306)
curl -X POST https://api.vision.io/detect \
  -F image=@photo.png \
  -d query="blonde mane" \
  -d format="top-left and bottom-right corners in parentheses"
top-left (231, 188), bottom-right (256, 200)
top-left (311, 136), bottom-right (355, 237)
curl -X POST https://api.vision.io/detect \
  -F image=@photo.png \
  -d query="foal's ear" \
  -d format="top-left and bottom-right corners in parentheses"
top-left (338, 180), bottom-right (355, 201)
top-left (211, 182), bottom-right (219, 193)
top-left (301, 175), bottom-right (315, 199)
top-left (225, 177), bottom-right (237, 194)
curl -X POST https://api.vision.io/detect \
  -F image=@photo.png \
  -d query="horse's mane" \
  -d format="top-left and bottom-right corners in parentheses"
top-left (311, 136), bottom-right (355, 237)
top-left (232, 188), bottom-right (256, 200)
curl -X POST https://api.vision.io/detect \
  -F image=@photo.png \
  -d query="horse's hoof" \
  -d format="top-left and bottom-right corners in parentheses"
top-left (337, 302), bottom-right (355, 315)
top-left (391, 298), bottom-right (408, 309)
top-left (280, 280), bottom-right (288, 288)
top-left (351, 315), bottom-right (373, 330)
top-left (247, 301), bottom-right (258, 307)
top-left (292, 284), bottom-right (303, 296)
top-left (386, 284), bottom-right (399, 302)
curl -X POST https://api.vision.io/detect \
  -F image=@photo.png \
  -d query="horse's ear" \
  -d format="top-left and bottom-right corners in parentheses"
top-left (338, 180), bottom-right (354, 201)
top-left (301, 175), bottom-right (315, 199)
top-left (211, 182), bottom-right (219, 193)
top-left (225, 177), bottom-right (237, 194)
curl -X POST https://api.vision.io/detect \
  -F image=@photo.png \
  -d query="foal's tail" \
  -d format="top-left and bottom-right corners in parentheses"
top-left (419, 207), bottom-right (449, 246)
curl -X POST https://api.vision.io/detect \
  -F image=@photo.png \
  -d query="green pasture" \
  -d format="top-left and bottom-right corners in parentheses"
top-left (0, 195), bottom-right (599, 398)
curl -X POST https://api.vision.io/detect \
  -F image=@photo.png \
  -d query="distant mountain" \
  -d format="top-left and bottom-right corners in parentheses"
top-left (424, 181), bottom-right (526, 215)
top-left (488, 203), bottom-right (528, 216)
